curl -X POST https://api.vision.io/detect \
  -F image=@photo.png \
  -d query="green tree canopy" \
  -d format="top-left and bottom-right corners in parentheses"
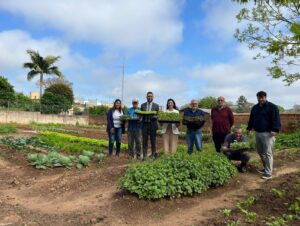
top-left (23, 50), bottom-right (63, 104)
top-left (198, 96), bottom-right (218, 109)
top-left (44, 83), bottom-right (74, 104)
top-left (236, 95), bottom-right (253, 113)
top-left (0, 76), bottom-right (15, 107)
top-left (88, 105), bottom-right (109, 116)
top-left (234, 0), bottom-right (300, 85)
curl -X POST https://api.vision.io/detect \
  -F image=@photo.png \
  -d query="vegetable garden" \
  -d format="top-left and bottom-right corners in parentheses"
top-left (0, 123), bottom-right (299, 225)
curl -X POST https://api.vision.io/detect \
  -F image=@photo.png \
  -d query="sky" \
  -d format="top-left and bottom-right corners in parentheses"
top-left (0, 0), bottom-right (299, 109)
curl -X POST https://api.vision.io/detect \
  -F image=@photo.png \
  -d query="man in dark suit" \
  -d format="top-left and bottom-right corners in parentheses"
top-left (141, 91), bottom-right (160, 160)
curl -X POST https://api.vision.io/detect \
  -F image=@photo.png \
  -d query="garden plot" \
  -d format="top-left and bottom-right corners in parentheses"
top-left (0, 125), bottom-right (299, 225)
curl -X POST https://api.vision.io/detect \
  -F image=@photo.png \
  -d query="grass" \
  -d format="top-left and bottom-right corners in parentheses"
top-left (0, 123), bottom-right (17, 134)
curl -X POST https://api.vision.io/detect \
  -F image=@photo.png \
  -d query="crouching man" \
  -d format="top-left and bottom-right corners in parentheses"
top-left (222, 126), bottom-right (251, 173)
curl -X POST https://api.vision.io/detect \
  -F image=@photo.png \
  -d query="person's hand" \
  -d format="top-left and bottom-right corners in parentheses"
top-left (271, 131), bottom-right (277, 137)
top-left (110, 128), bottom-right (115, 134)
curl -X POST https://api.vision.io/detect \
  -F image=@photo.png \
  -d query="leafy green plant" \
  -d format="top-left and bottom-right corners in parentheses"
top-left (158, 112), bottom-right (182, 122)
top-left (276, 130), bottom-right (300, 149)
top-left (223, 208), bottom-right (232, 217)
top-left (76, 155), bottom-right (91, 169)
top-left (230, 141), bottom-right (250, 150)
top-left (0, 123), bottom-right (17, 134)
top-left (120, 115), bottom-right (133, 120)
top-left (227, 220), bottom-right (240, 226)
top-left (95, 153), bottom-right (106, 163)
top-left (271, 188), bottom-right (285, 198)
top-left (134, 109), bottom-right (157, 115)
top-left (119, 151), bottom-right (237, 200)
top-left (289, 201), bottom-right (300, 213)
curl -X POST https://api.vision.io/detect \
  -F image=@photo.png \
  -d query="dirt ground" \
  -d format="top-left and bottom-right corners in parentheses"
top-left (0, 128), bottom-right (299, 226)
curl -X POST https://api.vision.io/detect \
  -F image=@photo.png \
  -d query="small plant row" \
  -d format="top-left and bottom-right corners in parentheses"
top-left (0, 123), bottom-right (17, 134)
top-left (119, 150), bottom-right (237, 200)
top-left (0, 137), bottom-right (58, 152)
top-left (276, 129), bottom-right (300, 149)
top-left (27, 150), bottom-right (106, 170)
top-left (39, 131), bottom-right (128, 152)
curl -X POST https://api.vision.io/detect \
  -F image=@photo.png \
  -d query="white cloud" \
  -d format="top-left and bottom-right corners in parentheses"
top-left (187, 45), bottom-right (300, 109)
top-left (0, 0), bottom-right (184, 53)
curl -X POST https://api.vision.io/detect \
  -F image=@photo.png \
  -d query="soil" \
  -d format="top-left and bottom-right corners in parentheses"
top-left (0, 127), bottom-right (299, 226)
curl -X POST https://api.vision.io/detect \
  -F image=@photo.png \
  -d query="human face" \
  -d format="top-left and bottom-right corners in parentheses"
top-left (257, 95), bottom-right (267, 106)
top-left (115, 101), bottom-right (121, 109)
top-left (234, 128), bottom-right (243, 141)
top-left (132, 102), bottom-right (139, 108)
top-left (147, 93), bottom-right (153, 103)
top-left (217, 97), bottom-right (225, 108)
top-left (167, 100), bottom-right (174, 110)
top-left (191, 100), bottom-right (198, 110)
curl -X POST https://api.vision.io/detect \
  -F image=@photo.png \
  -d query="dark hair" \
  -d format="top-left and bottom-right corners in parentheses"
top-left (256, 91), bottom-right (267, 97)
top-left (166, 98), bottom-right (178, 110)
top-left (113, 99), bottom-right (122, 113)
top-left (147, 91), bottom-right (153, 96)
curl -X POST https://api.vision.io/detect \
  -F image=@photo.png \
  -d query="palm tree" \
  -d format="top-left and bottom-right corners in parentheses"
top-left (23, 50), bottom-right (63, 102)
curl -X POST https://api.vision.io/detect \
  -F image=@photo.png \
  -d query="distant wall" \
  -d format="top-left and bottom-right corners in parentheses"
top-left (0, 111), bottom-right (89, 125)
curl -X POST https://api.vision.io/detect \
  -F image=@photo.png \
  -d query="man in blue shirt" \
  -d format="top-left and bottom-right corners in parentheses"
top-left (247, 91), bottom-right (281, 180)
top-left (222, 126), bottom-right (251, 173)
top-left (183, 99), bottom-right (206, 154)
top-left (127, 98), bottom-right (142, 159)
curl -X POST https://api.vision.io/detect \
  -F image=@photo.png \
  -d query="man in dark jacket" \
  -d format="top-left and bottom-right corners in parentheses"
top-left (141, 91), bottom-right (160, 160)
top-left (247, 91), bottom-right (281, 180)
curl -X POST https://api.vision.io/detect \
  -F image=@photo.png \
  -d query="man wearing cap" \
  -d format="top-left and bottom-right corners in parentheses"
top-left (127, 98), bottom-right (142, 159)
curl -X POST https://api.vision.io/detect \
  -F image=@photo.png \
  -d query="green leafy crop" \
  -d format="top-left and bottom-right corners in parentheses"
top-left (134, 109), bottom-right (158, 115)
top-left (119, 151), bottom-right (237, 200)
top-left (158, 112), bottom-right (182, 122)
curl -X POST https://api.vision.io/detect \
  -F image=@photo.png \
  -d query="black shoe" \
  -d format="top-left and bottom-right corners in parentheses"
top-left (238, 165), bottom-right (247, 173)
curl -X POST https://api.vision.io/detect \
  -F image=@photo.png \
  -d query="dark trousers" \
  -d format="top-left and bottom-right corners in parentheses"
top-left (128, 130), bottom-right (141, 159)
top-left (142, 123), bottom-right (157, 159)
top-left (225, 151), bottom-right (251, 167)
top-left (108, 127), bottom-right (122, 156)
top-left (213, 132), bottom-right (228, 152)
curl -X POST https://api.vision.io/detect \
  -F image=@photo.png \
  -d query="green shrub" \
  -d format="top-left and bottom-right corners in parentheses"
top-left (119, 151), bottom-right (237, 200)
top-left (276, 130), bottom-right (300, 149)
top-left (0, 123), bottom-right (17, 134)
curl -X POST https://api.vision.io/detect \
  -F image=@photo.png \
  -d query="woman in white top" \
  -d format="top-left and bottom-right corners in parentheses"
top-left (161, 99), bottom-right (180, 153)
top-left (106, 99), bottom-right (124, 156)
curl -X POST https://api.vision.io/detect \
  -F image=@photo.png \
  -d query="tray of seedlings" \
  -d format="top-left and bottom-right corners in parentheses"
top-left (158, 112), bottom-right (182, 123)
top-left (134, 110), bottom-right (158, 116)
top-left (230, 141), bottom-right (251, 152)
top-left (182, 116), bottom-right (205, 126)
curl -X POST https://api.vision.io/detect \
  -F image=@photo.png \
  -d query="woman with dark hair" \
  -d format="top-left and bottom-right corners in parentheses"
top-left (106, 99), bottom-right (125, 156)
top-left (161, 99), bottom-right (180, 153)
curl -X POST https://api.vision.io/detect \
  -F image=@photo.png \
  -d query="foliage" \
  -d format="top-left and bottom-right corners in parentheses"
top-left (39, 131), bottom-right (128, 152)
top-left (234, 0), bottom-right (300, 85)
top-left (44, 83), bottom-right (74, 104)
top-left (44, 77), bottom-right (73, 89)
top-left (119, 151), bottom-right (237, 200)
top-left (271, 188), bottom-right (285, 198)
top-left (230, 141), bottom-right (251, 150)
top-left (0, 123), bottom-right (17, 134)
top-left (23, 49), bottom-right (63, 99)
top-left (120, 115), bottom-right (133, 121)
top-left (88, 105), bottom-right (109, 116)
top-left (134, 109), bottom-right (158, 115)
top-left (0, 76), bottom-right (15, 107)
top-left (198, 96), bottom-right (217, 109)
top-left (236, 95), bottom-right (253, 113)
top-left (40, 91), bottom-right (71, 114)
top-left (158, 112), bottom-right (182, 122)
top-left (276, 130), bottom-right (300, 148)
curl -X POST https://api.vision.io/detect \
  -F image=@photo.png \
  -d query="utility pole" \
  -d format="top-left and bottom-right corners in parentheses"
top-left (121, 59), bottom-right (125, 103)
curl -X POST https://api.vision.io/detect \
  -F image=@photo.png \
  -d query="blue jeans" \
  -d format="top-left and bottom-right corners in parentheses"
top-left (187, 129), bottom-right (202, 154)
top-left (108, 127), bottom-right (122, 155)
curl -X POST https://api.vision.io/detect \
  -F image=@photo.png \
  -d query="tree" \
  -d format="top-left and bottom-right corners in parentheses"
top-left (41, 92), bottom-right (71, 114)
top-left (23, 50), bottom-right (63, 104)
top-left (198, 96), bottom-right (218, 109)
top-left (0, 76), bottom-right (15, 107)
top-left (44, 77), bottom-right (73, 89)
top-left (277, 105), bottom-right (285, 112)
top-left (41, 83), bottom-right (74, 114)
top-left (236, 95), bottom-right (253, 113)
top-left (234, 0), bottom-right (300, 85)
top-left (88, 105), bottom-right (109, 116)
top-left (44, 83), bottom-right (74, 104)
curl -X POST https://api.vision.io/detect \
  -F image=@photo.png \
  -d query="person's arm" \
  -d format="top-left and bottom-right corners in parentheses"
top-left (247, 107), bottom-right (254, 133)
top-left (271, 104), bottom-right (281, 134)
top-left (228, 108), bottom-right (234, 128)
top-left (107, 109), bottom-right (114, 134)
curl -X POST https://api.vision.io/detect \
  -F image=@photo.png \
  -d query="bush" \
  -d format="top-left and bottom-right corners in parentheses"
top-left (119, 151), bottom-right (237, 200)
top-left (0, 76), bottom-right (15, 107)
top-left (0, 123), bottom-right (17, 134)
top-left (88, 105), bottom-right (109, 116)
top-left (276, 130), bottom-right (300, 149)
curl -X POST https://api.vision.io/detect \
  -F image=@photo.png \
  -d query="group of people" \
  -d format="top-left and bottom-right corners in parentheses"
top-left (106, 90), bottom-right (281, 180)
